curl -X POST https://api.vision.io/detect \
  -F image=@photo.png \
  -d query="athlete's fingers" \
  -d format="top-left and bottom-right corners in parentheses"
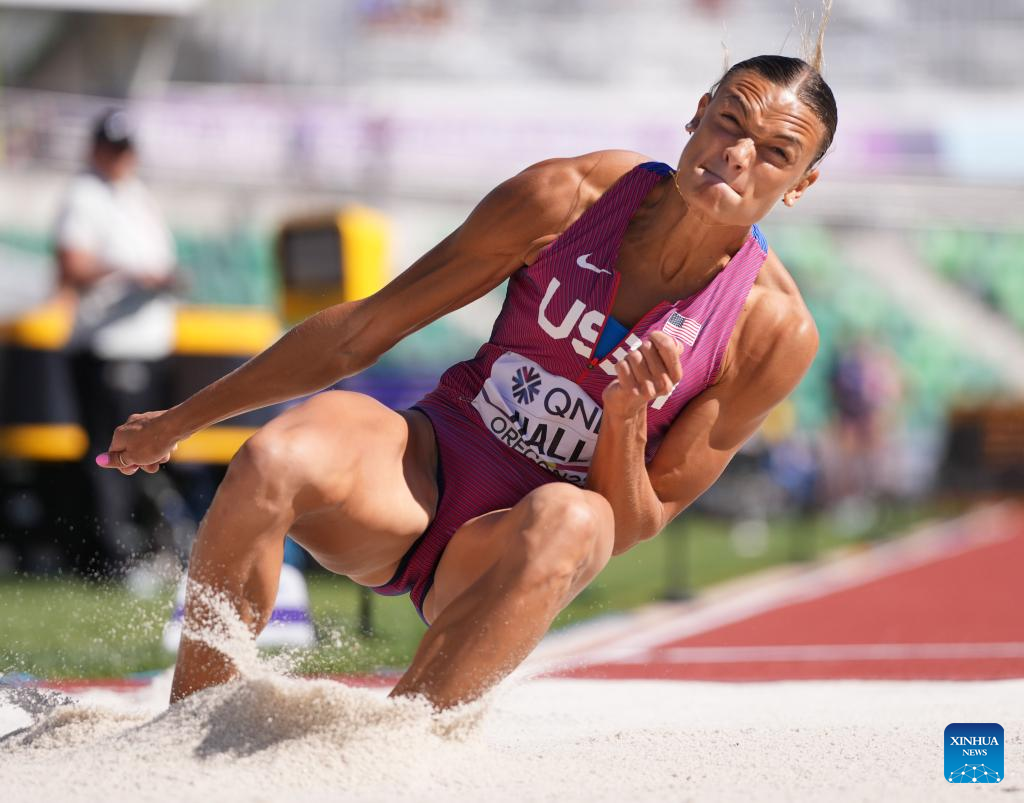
top-left (614, 353), bottom-right (631, 388)
top-left (626, 348), bottom-right (659, 398)
top-left (648, 332), bottom-right (683, 384)
top-left (632, 352), bottom-right (659, 397)
top-left (648, 331), bottom-right (682, 377)
top-left (638, 340), bottom-right (674, 394)
top-left (614, 353), bottom-right (639, 394)
top-left (96, 450), bottom-right (133, 470)
top-left (113, 451), bottom-right (140, 475)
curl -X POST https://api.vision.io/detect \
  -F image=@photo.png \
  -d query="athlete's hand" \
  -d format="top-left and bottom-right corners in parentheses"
top-left (95, 409), bottom-right (181, 475)
top-left (602, 330), bottom-right (683, 417)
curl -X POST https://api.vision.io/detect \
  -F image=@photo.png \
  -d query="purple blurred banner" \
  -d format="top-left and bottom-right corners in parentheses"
top-left (0, 87), bottom-right (1012, 190)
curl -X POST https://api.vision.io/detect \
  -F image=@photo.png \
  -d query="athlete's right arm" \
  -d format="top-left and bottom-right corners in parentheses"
top-left (155, 155), bottom-right (603, 445)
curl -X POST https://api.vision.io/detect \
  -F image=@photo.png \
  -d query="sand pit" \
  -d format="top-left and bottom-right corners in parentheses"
top-left (3, 585), bottom-right (1021, 802)
top-left (3, 673), bottom-right (1022, 802)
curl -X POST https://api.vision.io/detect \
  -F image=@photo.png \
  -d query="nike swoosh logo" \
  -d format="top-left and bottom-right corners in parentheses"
top-left (577, 253), bottom-right (612, 275)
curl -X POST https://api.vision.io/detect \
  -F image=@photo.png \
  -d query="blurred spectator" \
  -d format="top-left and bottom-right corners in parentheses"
top-left (760, 400), bottom-right (823, 515)
top-left (54, 109), bottom-right (185, 574)
top-left (358, 0), bottom-right (450, 26)
top-left (822, 332), bottom-right (904, 511)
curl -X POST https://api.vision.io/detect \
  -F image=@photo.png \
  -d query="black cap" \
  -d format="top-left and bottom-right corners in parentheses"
top-left (92, 109), bottom-right (135, 151)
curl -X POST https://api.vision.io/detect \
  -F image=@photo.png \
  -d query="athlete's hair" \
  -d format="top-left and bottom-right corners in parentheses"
top-left (710, 1), bottom-right (837, 169)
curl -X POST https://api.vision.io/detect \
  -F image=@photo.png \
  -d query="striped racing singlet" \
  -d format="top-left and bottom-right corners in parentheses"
top-left (374, 160), bottom-right (768, 622)
top-left (417, 160), bottom-right (768, 483)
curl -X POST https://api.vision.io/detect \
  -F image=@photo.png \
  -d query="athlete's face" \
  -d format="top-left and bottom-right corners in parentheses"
top-left (674, 71), bottom-right (826, 226)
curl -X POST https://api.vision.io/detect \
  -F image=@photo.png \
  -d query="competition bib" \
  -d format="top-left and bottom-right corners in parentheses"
top-left (471, 352), bottom-right (603, 486)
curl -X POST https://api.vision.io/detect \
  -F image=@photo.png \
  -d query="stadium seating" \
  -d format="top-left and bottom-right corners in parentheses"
top-left (769, 225), bottom-right (1006, 434)
top-left (0, 223), bottom-right (1009, 445)
top-left (918, 228), bottom-right (1024, 331)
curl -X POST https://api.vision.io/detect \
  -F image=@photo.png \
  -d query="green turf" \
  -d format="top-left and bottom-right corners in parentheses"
top-left (0, 500), bottom-right (963, 680)
top-left (0, 575), bottom-right (173, 678)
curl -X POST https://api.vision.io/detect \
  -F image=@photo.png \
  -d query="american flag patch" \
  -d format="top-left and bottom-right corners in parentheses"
top-left (662, 311), bottom-right (702, 346)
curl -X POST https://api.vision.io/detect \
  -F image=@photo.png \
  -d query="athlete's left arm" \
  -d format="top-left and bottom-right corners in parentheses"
top-left (597, 296), bottom-right (819, 556)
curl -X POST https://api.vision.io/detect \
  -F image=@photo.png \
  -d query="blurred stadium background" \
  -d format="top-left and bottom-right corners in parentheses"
top-left (0, 0), bottom-right (1021, 680)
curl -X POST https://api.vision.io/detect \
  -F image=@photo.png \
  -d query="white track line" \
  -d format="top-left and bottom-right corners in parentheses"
top-left (599, 642), bottom-right (1024, 664)
top-left (521, 501), bottom-right (1021, 677)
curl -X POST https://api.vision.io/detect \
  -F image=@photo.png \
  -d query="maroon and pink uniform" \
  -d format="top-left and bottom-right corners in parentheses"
top-left (373, 160), bottom-right (768, 623)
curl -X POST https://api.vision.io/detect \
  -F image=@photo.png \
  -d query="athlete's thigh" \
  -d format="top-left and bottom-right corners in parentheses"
top-left (245, 390), bottom-right (438, 582)
top-left (420, 483), bottom-right (611, 625)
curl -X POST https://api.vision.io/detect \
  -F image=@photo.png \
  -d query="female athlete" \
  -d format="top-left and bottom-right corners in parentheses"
top-left (97, 52), bottom-right (836, 710)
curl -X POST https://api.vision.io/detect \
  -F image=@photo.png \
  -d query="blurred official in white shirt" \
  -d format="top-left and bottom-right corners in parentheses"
top-left (55, 109), bottom-right (181, 360)
top-left (55, 109), bottom-right (186, 573)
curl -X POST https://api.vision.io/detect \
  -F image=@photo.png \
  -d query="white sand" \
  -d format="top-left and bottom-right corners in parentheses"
top-left (3, 583), bottom-right (1021, 802)
top-left (2, 673), bottom-right (1021, 802)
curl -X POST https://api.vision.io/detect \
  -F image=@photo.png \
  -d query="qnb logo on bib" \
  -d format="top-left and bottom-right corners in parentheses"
top-left (511, 365), bottom-right (541, 404)
top-left (471, 352), bottom-right (602, 486)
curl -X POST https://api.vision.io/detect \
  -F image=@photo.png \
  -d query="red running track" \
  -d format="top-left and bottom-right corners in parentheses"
top-left (551, 503), bottom-right (1024, 682)
top-left (33, 504), bottom-right (1024, 693)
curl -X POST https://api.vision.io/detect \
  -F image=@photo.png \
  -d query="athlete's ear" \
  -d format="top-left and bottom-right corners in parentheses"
top-left (782, 167), bottom-right (820, 207)
top-left (685, 93), bottom-right (713, 134)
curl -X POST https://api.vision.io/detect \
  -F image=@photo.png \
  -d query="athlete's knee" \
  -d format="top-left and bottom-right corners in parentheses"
top-left (226, 425), bottom-right (318, 513)
top-left (515, 484), bottom-right (614, 587)
top-left (522, 483), bottom-right (613, 540)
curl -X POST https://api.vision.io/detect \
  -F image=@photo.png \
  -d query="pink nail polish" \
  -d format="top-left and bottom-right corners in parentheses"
top-left (96, 454), bottom-right (109, 466)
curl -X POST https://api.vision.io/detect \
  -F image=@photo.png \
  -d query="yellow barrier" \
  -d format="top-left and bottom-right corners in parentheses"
top-left (0, 423), bottom-right (89, 462)
top-left (0, 294), bottom-right (76, 349)
top-left (173, 305), bottom-right (281, 356)
top-left (278, 205), bottom-right (390, 324)
top-left (0, 301), bottom-right (281, 464)
top-left (170, 426), bottom-right (256, 464)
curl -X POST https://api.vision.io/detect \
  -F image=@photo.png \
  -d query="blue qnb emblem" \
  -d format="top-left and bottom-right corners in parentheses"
top-left (945, 723), bottom-right (1003, 784)
top-left (511, 365), bottom-right (541, 404)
